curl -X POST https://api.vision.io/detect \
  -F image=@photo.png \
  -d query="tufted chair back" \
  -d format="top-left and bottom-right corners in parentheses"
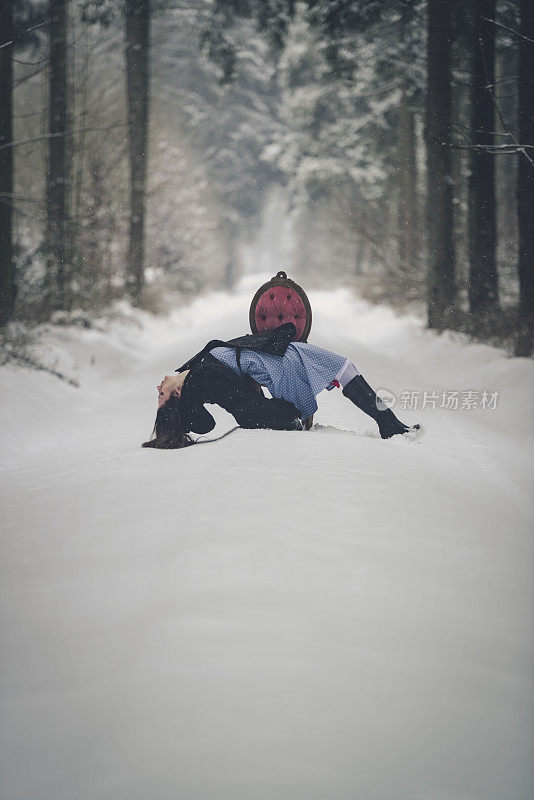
top-left (249, 271), bottom-right (312, 342)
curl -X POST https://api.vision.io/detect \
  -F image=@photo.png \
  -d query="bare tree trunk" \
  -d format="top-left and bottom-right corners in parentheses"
top-left (425, 0), bottom-right (456, 330)
top-left (0, 0), bottom-right (15, 326)
top-left (397, 5), bottom-right (419, 275)
top-left (125, 0), bottom-right (150, 305)
top-left (495, 32), bottom-right (518, 278)
top-left (468, 0), bottom-right (498, 327)
top-left (515, 0), bottom-right (534, 356)
top-left (398, 86), bottom-right (418, 272)
top-left (46, 0), bottom-right (71, 312)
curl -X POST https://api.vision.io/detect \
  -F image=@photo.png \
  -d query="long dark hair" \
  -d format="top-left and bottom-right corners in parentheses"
top-left (142, 394), bottom-right (195, 449)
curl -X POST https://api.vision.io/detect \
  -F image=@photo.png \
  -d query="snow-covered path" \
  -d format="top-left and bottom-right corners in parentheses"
top-left (1, 278), bottom-right (533, 800)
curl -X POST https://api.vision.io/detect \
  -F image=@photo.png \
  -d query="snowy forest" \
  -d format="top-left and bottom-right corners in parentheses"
top-left (0, 0), bottom-right (533, 354)
top-left (1, 3), bottom-right (534, 800)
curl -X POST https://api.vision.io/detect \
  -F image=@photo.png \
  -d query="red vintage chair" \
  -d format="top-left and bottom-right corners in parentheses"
top-left (249, 271), bottom-right (312, 341)
top-left (249, 271), bottom-right (314, 428)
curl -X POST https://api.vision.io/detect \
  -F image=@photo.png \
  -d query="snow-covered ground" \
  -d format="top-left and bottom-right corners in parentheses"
top-left (1, 276), bottom-right (533, 800)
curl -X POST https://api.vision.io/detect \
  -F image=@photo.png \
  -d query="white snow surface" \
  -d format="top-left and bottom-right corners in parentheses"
top-left (1, 277), bottom-right (533, 800)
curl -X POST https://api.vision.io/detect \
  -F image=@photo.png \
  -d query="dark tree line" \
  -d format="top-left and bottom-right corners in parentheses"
top-left (425, 0), bottom-right (456, 330)
top-left (46, 0), bottom-right (71, 312)
top-left (468, 0), bottom-right (498, 323)
top-left (516, 0), bottom-right (534, 357)
top-left (125, 0), bottom-right (150, 305)
top-left (1, 0), bottom-right (533, 357)
top-left (0, 0), bottom-right (274, 323)
top-left (0, 0), bottom-right (14, 326)
top-left (0, 0), bottom-right (152, 322)
top-left (206, 0), bottom-right (534, 355)
top-left (0, 0), bottom-right (47, 324)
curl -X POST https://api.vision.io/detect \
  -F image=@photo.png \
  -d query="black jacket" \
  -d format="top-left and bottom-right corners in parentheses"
top-left (175, 323), bottom-right (301, 434)
top-left (175, 322), bottom-right (297, 374)
top-left (179, 354), bottom-right (301, 434)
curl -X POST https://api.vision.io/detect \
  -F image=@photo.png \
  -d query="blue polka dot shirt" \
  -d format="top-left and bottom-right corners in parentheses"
top-left (210, 342), bottom-right (346, 420)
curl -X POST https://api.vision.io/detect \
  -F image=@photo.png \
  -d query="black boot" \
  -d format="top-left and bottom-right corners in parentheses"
top-left (342, 375), bottom-right (410, 439)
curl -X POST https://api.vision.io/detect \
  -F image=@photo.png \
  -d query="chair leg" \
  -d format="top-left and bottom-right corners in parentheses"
top-left (303, 414), bottom-right (314, 430)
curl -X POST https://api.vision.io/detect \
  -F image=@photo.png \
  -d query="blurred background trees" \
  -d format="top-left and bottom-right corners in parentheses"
top-left (0, 0), bottom-right (532, 355)
top-left (0, 0), bottom-right (15, 326)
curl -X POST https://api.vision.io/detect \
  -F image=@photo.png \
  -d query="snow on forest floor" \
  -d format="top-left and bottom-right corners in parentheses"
top-left (1, 275), bottom-right (533, 800)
